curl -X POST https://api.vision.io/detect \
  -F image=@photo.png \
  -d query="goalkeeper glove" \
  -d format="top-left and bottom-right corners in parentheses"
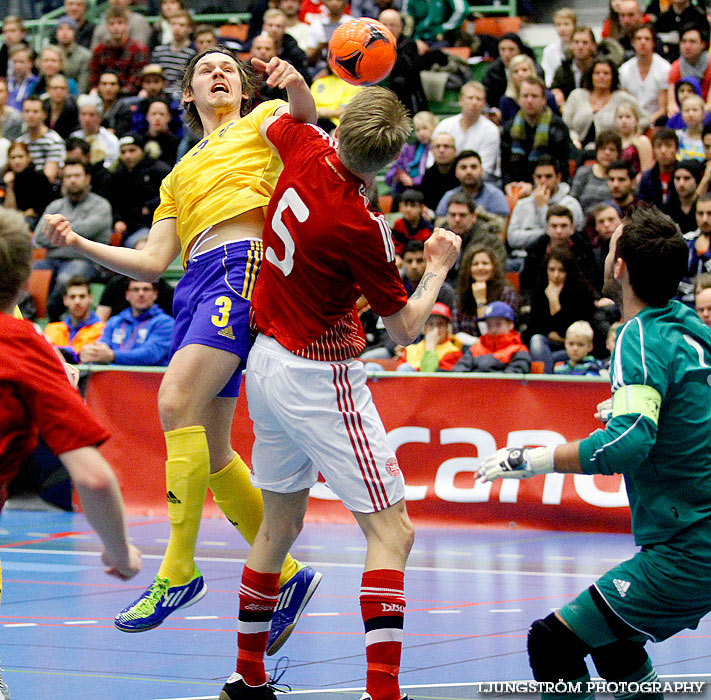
top-left (478, 446), bottom-right (556, 482)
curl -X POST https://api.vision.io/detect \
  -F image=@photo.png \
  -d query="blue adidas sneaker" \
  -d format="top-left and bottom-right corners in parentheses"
top-left (266, 566), bottom-right (322, 655)
top-left (114, 567), bottom-right (207, 632)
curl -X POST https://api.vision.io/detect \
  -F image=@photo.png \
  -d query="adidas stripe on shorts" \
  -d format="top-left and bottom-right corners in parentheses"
top-left (245, 334), bottom-right (406, 513)
top-left (559, 522), bottom-right (711, 645)
top-left (170, 239), bottom-right (262, 398)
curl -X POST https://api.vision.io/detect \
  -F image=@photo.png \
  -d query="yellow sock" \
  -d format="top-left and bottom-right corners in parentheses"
top-left (158, 426), bottom-right (210, 584)
top-left (209, 453), bottom-right (301, 586)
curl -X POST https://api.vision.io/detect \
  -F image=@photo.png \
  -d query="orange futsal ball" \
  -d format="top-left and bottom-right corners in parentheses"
top-left (328, 18), bottom-right (397, 86)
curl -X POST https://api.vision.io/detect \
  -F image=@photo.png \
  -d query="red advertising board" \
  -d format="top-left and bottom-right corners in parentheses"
top-left (85, 371), bottom-right (630, 532)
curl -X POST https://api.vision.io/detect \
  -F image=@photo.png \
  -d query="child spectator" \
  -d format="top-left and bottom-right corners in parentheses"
top-left (396, 302), bottom-right (462, 371)
top-left (677, 94), bottom-right (706, 160)
top-left (390, 188), bottom-right (433, 257)
top-left (553, 320), bottom-right (602, 375)
top-left (541, 8), bottom-right (577, 87)
top-left (614, 98), bottom-right (653, 175)
top-left (450, 301), bottom-right (531, 373)
top-left (385, 111), bottom-right (437, 200)
top-left (666, 77), bottom-right (711, 129)
top-left (695, 272), bottom-right (711, 326)
top-left (599, 320), bottom-right (622, 378)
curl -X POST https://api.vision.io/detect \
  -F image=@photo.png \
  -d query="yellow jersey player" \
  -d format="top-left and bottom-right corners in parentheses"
top-left (43, 47), bottom-right (321, 652)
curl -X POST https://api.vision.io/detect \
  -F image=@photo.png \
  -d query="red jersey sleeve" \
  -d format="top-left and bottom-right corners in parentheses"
top-left (0, 316), bottom-right (109, 460)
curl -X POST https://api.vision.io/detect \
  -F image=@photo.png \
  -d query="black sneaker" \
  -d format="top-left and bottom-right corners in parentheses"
top-left (219, 673), bottom-right (278, 700)
top-left (219, 664), bottom-right (293, 700)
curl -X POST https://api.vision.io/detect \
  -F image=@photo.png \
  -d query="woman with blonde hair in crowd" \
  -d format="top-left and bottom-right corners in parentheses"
top-left (31, 46), bottom-right (79, 98)
top-left (614, 98), bottom-right (653, 175)
top-left (499, 54), bottom-right (560, 123)
top-left (452, 243), bottom-right (519, 341)
top-left (385, 110), bottom-right (438, 200)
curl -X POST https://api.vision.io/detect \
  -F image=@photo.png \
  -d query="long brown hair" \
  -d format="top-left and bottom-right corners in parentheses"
top-left (455, 243), bottom-right (506, 315)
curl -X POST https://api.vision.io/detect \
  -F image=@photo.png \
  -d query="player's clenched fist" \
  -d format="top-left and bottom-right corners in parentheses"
top-left (43, 214), bottom-right (80, 248)
top-left (425, 227), bottom-right (461, 272)
top-left (478, 446), bottom-right (556, 482)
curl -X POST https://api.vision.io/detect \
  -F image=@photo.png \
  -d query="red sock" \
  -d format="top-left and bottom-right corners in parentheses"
top-left (236, 566), bottom-right (280, 686)
top-left (360, 569), bottom-right (405, 700)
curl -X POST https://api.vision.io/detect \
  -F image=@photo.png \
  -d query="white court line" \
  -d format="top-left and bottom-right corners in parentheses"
top-left (184, 616), bottom-right (218, 620)
top-left (199, 541), bottom-right (228, 546)
top-left (152, 676), bottom-right (711, 700)
top-left (428, 610), bottom-right (461, 614)
top-left (63, 620), bottom-right (98, 625)
top-left (3, 623), bottom-right (37, 628)
top-left (497, 553), bottom-right (523, 559)
top-left (0, 548), bottom-right (604, 578)
top-left (305, 612), bottom-right (340, 617)
top-left (490, 609), bottom-right (522, 613)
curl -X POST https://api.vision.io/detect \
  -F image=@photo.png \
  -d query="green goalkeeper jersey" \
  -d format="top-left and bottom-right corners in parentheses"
top-left (579, 300), bottom-right (711, 546)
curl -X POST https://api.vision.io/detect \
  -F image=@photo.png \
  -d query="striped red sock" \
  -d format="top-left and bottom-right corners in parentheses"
top-left (236, 566), bottom-right (280, 687)
top-left (360, 569), bottom-right (405, 700)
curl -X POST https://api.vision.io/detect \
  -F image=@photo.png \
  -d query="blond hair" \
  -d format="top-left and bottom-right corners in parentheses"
top-left (554, 8), bottom-right (577, 24)
top-left (681, 94), bottom-right (705, 112)
top-left (413, 110), bottom-right (438, 131)
top-left (0, 209), bottom-right (31, 310)
top-left (337, 87), bottom-right (411, 175)
top-left (507, 54), bottom-right (536, 100)
top-left (263, 8), bottom-right (286, 21)
top-left (566, 320), bottom-right (594, 343)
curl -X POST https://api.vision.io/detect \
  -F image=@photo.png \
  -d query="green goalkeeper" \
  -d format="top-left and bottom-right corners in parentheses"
top-left (480, 205), bottom-right (711, 700)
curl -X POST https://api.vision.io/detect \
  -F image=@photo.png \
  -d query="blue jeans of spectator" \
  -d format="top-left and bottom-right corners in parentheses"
top-left (529, 334), bottom-right (567, 373)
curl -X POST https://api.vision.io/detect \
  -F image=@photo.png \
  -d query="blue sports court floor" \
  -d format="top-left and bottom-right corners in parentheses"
top-left (0, 511), bottom-right (709, 700)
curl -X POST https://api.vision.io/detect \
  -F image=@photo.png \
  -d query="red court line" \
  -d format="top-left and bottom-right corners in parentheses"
top-left (0, 518), bottom-right (168, 548)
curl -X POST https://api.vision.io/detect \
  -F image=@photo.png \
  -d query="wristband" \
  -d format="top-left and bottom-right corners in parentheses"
top-left (526, 445), bottom-right (556, 475)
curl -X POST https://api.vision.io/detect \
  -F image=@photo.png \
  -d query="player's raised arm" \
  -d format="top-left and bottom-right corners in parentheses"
top-left (252, 56), bottom-right (317, 124)
top-left (42, 214), bottom-right (181, 282)
top-left (381, 227), bottom-right (460, 346)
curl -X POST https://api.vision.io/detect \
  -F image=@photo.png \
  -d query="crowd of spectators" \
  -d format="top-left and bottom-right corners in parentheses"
top-left (5, 0), bottom-right (711, 377)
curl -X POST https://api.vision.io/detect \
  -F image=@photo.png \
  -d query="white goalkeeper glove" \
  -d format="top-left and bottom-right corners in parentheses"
top-left (478, 446), bottom-right (556, 482)
top-left (596, 398), bottom-right (612, 424)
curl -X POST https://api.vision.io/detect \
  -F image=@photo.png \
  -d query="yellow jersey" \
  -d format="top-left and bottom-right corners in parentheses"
top-left (153, 99), bottom-right (287, 266)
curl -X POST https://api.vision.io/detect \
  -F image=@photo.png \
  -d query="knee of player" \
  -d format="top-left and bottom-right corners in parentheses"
top-left (527, 612), bottom-right (591, 681)
top-left (158, 383), bottom-right (194, 430)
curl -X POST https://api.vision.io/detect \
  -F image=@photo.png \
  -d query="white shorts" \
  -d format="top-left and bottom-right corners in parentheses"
top-left (245, 334), bottom-right (405, 513)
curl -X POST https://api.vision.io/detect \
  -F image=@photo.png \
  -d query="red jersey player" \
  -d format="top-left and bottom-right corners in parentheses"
top-left (0, 209), bottom-right (141, 697)
top-left (219, 87), bottom-right (460, 700)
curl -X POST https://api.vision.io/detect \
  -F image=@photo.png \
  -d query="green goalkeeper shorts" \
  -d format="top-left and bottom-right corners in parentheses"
top-left (559, 522), bottom-right (711, 647)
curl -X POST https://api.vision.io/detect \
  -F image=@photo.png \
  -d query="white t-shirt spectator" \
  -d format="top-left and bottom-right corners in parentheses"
top-left (619, 54), bottom-right (671, 118)
top-left (432, 114), bottom-right (501, 181)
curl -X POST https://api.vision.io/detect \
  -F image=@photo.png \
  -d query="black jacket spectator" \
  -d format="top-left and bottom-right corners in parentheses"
top-left (520, 232), bottom-right (597, 303)
top-left (501, 113), bottom-right (574, 185)
top-left (655, 4), bottom-right (710, 62)
top-left (638, 163), bottom-right (677, 208)
top-left (42, 95), bottom-right (79, 140)
top-left (107, 153), bottom-right (170, 238)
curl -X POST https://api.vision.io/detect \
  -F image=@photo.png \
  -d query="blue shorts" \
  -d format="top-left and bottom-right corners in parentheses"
top-left (171, 239), bottom-right (263, 398)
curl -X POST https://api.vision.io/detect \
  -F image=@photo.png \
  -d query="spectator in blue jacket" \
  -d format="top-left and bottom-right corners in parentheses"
top-left (79, 280), bottom-right (174, 366)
